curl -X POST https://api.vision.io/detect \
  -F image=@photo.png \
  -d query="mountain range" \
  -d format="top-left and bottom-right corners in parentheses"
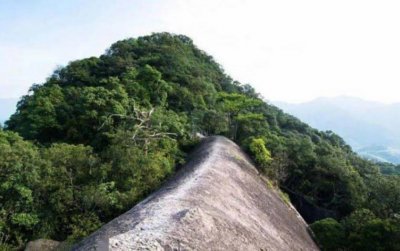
top-left (275, 96), bottom-right (400, 164)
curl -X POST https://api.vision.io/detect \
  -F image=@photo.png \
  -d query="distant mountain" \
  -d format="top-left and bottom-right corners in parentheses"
top-left (0, 98), bottom-right (18, 125)
top-left (274, 96), bottom-right (400, 164)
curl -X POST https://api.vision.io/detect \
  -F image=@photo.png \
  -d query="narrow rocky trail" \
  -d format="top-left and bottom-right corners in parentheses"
top-left (73, 136), bottom-right (318, 251)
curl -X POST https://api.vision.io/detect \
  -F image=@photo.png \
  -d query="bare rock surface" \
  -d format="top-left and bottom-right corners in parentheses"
top-left (25, 239), bottom-right (60, 251)
top-left (73, 136), bottom-right (318, 251)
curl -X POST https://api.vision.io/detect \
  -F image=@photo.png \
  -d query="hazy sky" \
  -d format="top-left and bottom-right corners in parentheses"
top-left (1, 0), bottom-right (400, 103)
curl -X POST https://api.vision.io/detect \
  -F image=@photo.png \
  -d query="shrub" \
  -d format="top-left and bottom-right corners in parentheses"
top-left (310, 218), bottom-right (345, 251)
top-left (249, 138), bottom-right (273, 179)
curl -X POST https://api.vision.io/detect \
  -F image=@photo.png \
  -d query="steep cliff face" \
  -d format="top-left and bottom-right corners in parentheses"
top-left (74, 137), bottom-right (318, 251)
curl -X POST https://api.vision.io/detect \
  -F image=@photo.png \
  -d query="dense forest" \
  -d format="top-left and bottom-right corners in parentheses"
top-left (1, 33), bottom-right (399, 250)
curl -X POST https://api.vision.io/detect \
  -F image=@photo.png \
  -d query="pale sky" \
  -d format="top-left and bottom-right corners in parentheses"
top-left (1, 0), bottom-right (400, 103)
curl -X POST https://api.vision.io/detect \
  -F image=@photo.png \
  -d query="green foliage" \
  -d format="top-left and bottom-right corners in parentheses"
top-left (216, 92), bottom-right (265, 140)
top-left (37, 143), bottom-right (108, 240)
top-left (365, 175), bottom-right (400, 218)
top-left (68, 213), bottom-right (102, 242)
top-left (0, 130), bottom-right (42, 248)
top-left (377, 161), bottom-right (400, 175)
top-left (356, 218), bottom-right (400, 251)
top-left (310, 218), bottom-right (345, 251)
top-left (313, 209), bottom-right (400, 251)
top-left (0, 127), bottom-right (180, 247)
top-left (0, 243), bottom-right (13, 251)
top-left (249, 138), bottom-right (272, 168)
top-left (2, 32), bottom-right (399, 249)
top-left (105, 131), bottom-right (180, 206)
top-left (278, 191), bottom-right (291, 206)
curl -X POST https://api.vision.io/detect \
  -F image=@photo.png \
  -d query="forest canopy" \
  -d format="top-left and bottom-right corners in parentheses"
top-left (1, 33), bottom-right (399, 250)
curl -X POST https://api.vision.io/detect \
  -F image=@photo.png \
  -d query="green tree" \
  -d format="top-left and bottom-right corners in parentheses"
top-left (249, 138), bottom-right (272, 171)
top-left (0, 130), bottom-right (42, 248)
top-left (37, 143), bottom-right (109, 241)
top-left (216, 92), bottom-right (264, 140)
top-left (2, 32), bottom-right (400, 249)
top-left (310, 218), bottom-right (345, 251)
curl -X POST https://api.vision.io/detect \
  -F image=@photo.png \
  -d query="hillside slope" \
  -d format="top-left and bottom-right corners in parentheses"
top-left (275, 96), bottom-right (400, 163)
top-left (3, 33), bottom-right (399, 250)
top-left (74, 136), bottom-right (318, 251)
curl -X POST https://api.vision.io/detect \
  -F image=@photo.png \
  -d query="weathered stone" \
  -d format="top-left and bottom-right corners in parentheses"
top-left (25, 239), bottom-right (60, 251)
top-left (74, 136), bottom-right (319, 251)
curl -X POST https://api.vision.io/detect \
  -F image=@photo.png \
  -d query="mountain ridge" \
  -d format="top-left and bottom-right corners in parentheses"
top-left (73, 136), bottom-right (318, 251)
top-left (2, 33), bottom-right (399, 250)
